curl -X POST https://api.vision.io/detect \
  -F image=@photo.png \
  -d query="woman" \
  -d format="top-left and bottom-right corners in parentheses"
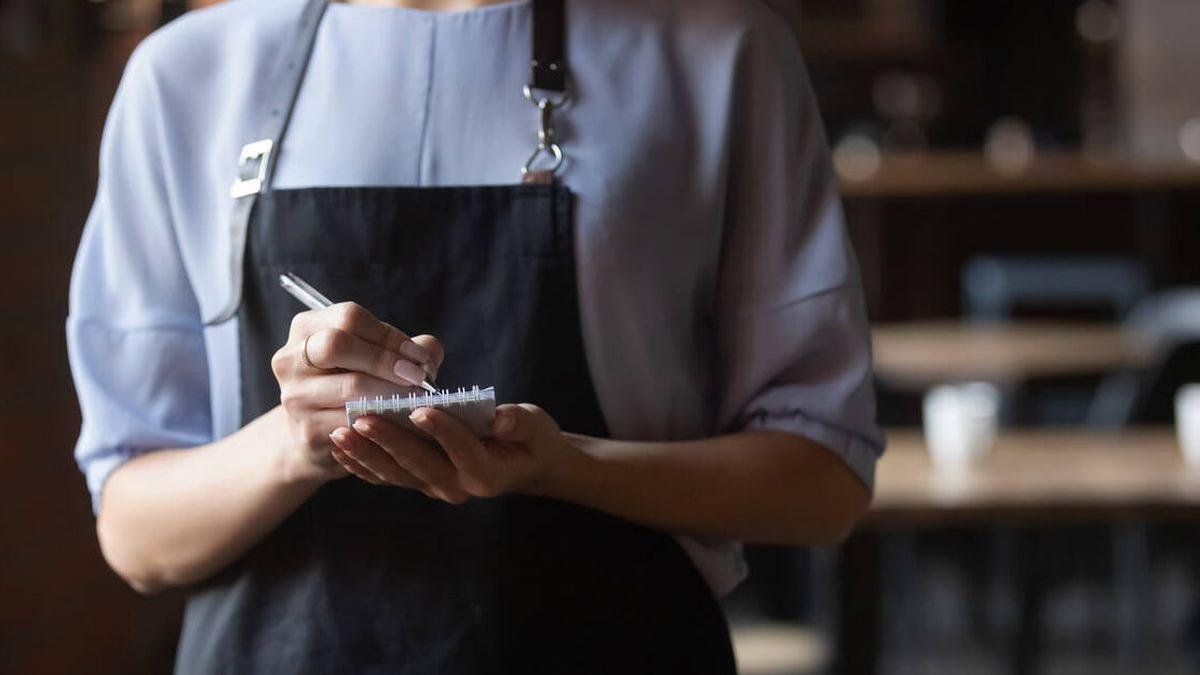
top-left (68, 0), bottom-right (883, 671)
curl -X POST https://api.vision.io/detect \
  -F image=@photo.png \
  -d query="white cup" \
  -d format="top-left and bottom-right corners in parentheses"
top-left (1176, 384), bottom-right (1200, 470)
top-left (923, 382), bottom-right (1001, 471)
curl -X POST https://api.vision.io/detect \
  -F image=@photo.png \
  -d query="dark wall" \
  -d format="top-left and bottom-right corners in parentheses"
top-left (0, 2), bottom-right (180, 672)
top-left (799, 0), bottom-right (1092, 149)
top-left (846, 190), bottom-right (1200, 323)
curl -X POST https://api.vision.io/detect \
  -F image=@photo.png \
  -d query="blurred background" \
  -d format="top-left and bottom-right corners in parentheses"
top-left (2, 0), bottom-right (1200, 673)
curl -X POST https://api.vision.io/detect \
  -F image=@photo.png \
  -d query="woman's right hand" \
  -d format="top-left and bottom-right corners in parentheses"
top-left (270, 302), bottom-right (444, 482)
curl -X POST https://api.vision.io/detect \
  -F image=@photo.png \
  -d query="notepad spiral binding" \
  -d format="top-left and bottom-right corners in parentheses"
top-left (345, 386), bottom-right (497, 438)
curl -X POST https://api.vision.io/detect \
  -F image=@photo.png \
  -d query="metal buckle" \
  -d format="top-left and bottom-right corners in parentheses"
top-left (522, 83), bottom-right (570, 110)
top-left (521, 85), bottom-right (569, 180)
top-left (229, 139), bottom-right (274, 199)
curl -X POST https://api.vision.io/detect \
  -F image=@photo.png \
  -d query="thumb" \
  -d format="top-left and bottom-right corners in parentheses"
top-left (492, 404), bottom-right (549, 444)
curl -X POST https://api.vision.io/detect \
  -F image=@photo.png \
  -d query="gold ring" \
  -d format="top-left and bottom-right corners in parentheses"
top-left (301, 333), bottom-right (335, 373)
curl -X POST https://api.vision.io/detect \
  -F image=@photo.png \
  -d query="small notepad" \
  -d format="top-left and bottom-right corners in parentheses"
top-left (345, 386), bottom-right (497, 438)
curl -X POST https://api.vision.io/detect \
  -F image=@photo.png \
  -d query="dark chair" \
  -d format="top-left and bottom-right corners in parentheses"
top-left (962, 256), bottom-right (1149, 323)
top-left (924, 257), bottom-right (1168, 670)
top-left (1128, 340), bottom-right (1200, 423)
top-left (962, 255), bottom-right (1151, 425)
top-left (1090, 288), bottom-right (1200, 427)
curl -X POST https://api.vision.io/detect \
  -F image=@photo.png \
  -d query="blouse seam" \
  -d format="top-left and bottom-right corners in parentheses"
top-left (739, 406), bottom-right (883, 456)
top-left (415, 17), bottom-right (436, 184)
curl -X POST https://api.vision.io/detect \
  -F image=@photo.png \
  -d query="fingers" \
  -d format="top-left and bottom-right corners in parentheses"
top-left (329, 432), bottom-right (383, 485)
top-left (289, 302), bottom-right (398, 345)
top-left (320, 304), bottom-right (435, 376)
top-left (329, 427), bottom-right (426, 490)
top-left (282, 371), bottom-right (398, 412)
top-left (352, 416), bottom-right (469, 503)
top-left (327, 303), bottom-right (423, 364)
top-left (287, 302), bottom-right (439, 387)
top-left (411, 408), bottom-right (489, 476)
top-left (303, 327), bottom-right (427, 388)
top-left (491, 404), bottom-right (550, 445)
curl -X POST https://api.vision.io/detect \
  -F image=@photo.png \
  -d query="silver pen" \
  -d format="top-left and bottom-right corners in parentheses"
top-left (279, 272), bottom-right (439, 394)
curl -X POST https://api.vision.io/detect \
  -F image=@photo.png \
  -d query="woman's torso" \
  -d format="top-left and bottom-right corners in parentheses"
top-left (135, 0), bottom-right (788, 594)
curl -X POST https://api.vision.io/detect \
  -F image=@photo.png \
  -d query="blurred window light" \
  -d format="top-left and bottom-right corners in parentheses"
top-left (1076, 0), bottom-right (1121, 43)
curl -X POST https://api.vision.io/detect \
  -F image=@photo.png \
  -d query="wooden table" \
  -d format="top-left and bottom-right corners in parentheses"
top-left (835, 427), bottom-right (1196, 675)
top-left (871, 320), bottom-right (1146, 389)
top-left (868, 428), bottom-right (1198, 527)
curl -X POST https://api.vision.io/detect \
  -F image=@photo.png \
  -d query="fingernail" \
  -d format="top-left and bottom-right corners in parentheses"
top-left (409, 409), bottom-right (431, 427)
top-left (399, 340), bottom-right (430, 365)
top-left (352, 418), bottom-right (371, 435)
top-left (496, 409), bottom-right (515, 432)
top-left (393, 359), bottom-right (426, 386)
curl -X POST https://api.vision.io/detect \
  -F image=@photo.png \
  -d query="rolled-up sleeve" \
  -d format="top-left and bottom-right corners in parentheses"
top-left (67, 41), bottom-right (211, 514)
top-left (714, 20), bottom-right (883, 491)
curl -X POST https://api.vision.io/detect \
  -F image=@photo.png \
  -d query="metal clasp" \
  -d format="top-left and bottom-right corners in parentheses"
top-left (230, 139), bottom-right (274, 199)
top-left (521, 84), bottom-right (569, 181)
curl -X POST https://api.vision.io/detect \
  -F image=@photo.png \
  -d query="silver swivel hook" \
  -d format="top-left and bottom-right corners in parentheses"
top-left (521, 84), bottom-right (570, 183)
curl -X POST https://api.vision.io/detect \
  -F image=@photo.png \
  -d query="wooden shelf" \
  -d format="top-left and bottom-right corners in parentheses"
top-left (839, 151), bottom-right (1200, 198)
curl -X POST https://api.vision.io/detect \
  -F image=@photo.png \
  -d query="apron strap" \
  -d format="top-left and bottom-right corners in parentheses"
top-left (206, 0), bottom-right (567, 325)
top-left (205, 0), bottom-right (329, 325)
top-left (522, 0), bottom-right (569, 183)
top-left (529, 0), bottom-right (566, 92)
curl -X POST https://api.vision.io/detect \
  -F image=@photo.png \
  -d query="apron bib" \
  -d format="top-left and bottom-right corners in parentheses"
top-left (178, 2), bottom-right (735, 672)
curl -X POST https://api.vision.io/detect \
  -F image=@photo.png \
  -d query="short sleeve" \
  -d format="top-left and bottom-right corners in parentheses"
top-left (67, 41), bottom-right (212, 515)
top-left (714, 19), bottom-right (884, 491)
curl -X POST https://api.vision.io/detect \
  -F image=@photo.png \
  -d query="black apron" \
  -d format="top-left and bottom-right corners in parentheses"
top-left (177, 1), bottom-right (735, 672)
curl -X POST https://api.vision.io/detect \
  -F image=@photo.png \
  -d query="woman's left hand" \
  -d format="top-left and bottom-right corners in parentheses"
top-left (328, 404), bottom-right (580, 502)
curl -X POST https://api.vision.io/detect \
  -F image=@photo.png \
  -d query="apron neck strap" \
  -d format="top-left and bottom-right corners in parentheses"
top-left (529, 0), bottom-right (566, 93)
top-left (229, 0), bottom-right (566, 205)
top-left (228, 0), bottom-right (327, 202)
top-left (205, 0), bottom-right (327, 326)
top-left (206, 0), bottom-right (568, 325)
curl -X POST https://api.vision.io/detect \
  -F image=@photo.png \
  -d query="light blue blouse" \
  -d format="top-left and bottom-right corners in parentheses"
top-left (67, 0), bottom-right (883, 596)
